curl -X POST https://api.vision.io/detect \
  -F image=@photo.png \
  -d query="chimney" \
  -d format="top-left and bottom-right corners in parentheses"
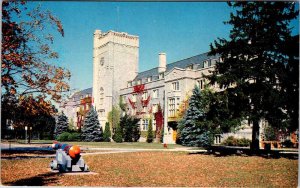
top-left (158, 53), bottom-right (166, 73)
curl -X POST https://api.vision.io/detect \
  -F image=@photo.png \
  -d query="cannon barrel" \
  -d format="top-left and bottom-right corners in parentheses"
top-left (52, 142), bottom-right (81, 159)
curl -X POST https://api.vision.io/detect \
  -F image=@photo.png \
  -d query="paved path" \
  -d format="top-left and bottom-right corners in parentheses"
top-left (1, 143), bottom-right (207, 160)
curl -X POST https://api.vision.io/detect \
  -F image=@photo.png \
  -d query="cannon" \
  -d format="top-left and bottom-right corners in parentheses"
top-left (50, 142), bottom-right (89, 173)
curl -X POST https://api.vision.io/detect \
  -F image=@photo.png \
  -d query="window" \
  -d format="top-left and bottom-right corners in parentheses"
top-left (142, 119), bottom-right (149, 131)
top-left (203, 60), bottom-right (209, 68)
top-left (219, 57), bottom-right (224, 62)
top-left (100, 57), bottom-right (104, 66)
top-left (143, 106), bottom-right (147, 113)
top-left (137, 80), bottom-right (142, 85)
top-left (153, 89), bottom-right (159, 98)
top-left (197, 79), bottom-right (205, 90)
top-left (186, 64), bottom-right (193, 70)
top-left (211, 59), bottom-right (217, 66)
top-left (142, 92), bottom-right (148, 100)
top-left (168, 98), bottom-right (176, 117)
top-left (127, 81), bottom-right (132, 87)
top-left (153, 119), bottom-right (156, 131)
top-left (159, 73), bottom-right (164, 79)
top-left (147, 77), bottom-right (152, 82)
top-left (172, 81), bottom-right (179, 91)
top-left (100, 87), bottom-right (104, 105)
top-left (132, 94), bottom-right (137, 102)
top-left (153, 104), bottom-right (158, 113)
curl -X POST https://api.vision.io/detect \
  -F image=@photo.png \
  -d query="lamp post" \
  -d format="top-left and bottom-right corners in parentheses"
top-left (28, 127), bottom-right (32, 144)
top-left (25, 126), bottom-right (28, 144)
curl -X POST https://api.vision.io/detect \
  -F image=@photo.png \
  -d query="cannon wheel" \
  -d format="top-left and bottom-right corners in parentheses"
top-left (80, 164), bottom-right (86, 172)
top-left (58, 164), bottom-right (66, 173)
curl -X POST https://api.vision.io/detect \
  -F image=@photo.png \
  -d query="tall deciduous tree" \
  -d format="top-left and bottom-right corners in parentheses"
top-left (81, 107), bottom-right (103, 142)
top-left (2, 1), bottom-right (70, 132)
top-left (208, 2), bottom-right (298, 151)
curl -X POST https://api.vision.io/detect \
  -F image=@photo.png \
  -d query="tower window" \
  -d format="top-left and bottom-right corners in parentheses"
top-left (100, 57), bottom-right (104, 66)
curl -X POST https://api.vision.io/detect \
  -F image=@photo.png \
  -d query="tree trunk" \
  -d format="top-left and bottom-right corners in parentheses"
top-left (250, 119), bottom-right (260, 153)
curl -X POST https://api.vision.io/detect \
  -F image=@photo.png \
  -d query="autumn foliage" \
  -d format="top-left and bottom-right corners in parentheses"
top-left (1, 1), bottom-right (70, 135)
top-left (2, 1), bottom-right (70, 102)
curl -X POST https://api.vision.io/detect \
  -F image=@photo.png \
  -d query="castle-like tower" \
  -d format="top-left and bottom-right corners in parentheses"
top-left (93, 30), bottom-right (139, 126)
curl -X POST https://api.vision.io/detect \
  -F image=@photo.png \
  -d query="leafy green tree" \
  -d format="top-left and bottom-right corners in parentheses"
top-left (81, 107), bottom-right (103, 142)
top-left (108, 105), bottom-right (121, 131)
top-left (120, 114), bottom-right (140, 142)
top-left (103, 122), bottom-right (111, 142)
top-left (208, 2), bottom-right (298, 151)
top-left (146, 118), bottom-right (154, 143)
top-left (113, 123), bottom-right (123, 143)
top-left (54, 111), bottom-right (68, 139)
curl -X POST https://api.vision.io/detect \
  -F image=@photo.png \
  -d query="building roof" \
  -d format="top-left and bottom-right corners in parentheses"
top-left (70, 87), bottom-right (93, 101)
top-left (134, 52), bottom-right (219, 81)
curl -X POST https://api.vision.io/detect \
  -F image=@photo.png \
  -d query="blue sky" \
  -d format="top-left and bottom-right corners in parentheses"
top-left (26, 2), bottom-right (299, 92)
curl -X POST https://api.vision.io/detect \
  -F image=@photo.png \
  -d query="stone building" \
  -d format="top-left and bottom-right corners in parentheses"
top-left (59, 88), bottom-right (93, 130)
top-left (61, 29), bottom-right (255, 144)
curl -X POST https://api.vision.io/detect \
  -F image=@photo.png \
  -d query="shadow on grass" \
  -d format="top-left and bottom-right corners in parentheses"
top-left (188, 146), bottom-right (298, 160)
top-left (3, 172), bottom-right (59, 186)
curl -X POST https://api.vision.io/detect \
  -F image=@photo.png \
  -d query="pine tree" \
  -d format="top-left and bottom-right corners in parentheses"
top-left (103, 122), bottom-right (111, 142)
top-left (81, 107), bottom-right (103, 142)
top-left (120, 114), bottom-right (140, 142)
top-left (113, 123), bottom-right (123, 143)
top-left (146, 118), bottom-right (154, 143)
top-left (54, 111), bottom-right (68, 139)
top-left (208, 2), bottom-right (298, 151)
top-left (180, 86), bottom-right (213, 147)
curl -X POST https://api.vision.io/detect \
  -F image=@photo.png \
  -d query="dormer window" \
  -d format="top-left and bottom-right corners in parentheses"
top-left (159, 73), bottom-right (164, 79)
top-left (127, 81), bottom-right (132, 87)
top-left (186, 65), bottom-right (193, 70)
top-left (203, 60), bottom-right (209, 68)
top-left (137, 79), bottom-right (142, 85)
top-left (147, 77), bottom-right (152, 82)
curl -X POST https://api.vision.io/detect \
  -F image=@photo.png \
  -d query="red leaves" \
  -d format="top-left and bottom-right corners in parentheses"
top-left (133, 84), bottom-right (145, 93)
top-left (128, 98), bottom-right (136, 109)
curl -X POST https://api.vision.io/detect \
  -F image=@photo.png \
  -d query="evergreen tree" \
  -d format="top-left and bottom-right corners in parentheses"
top-left (146, 118), bottom-right (154, 143)
top-left (120, 114), bottom-right (140, 142)
top-left (113, 123), bottom-right (123, 143)
top-left (208, 2), bottom-right (298, 151)
top-left (180, 86), bottom-right (213, 147)
top-left (81, 107), bottom-right (103, 142)
top-left (54, 111), bottom-right (68, 139)
top-left (103, 122), bottom-right (111, 142)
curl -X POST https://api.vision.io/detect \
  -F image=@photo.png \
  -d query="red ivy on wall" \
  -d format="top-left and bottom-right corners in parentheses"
top-left (141, 96), bottom-right (150, 106)
top-left (128, 98), bottom-right (136, 109)
top-left (133, 84), bottom-right (145, 93)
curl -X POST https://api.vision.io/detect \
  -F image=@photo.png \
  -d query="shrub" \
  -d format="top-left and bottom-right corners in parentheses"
top-left (68, 132), bottom-right (81, 141)
top-left (222, 136), bottom-right (251, 147)
top-left (282, 140), bottom-right (293, 148)
top-left (113, 123), bottom-right (123, 143)
top-left (146, 119), bottom-right (154, 143)
top-left (103, 122), bottom-right (111, 142)
top-left (57, 132), bottom-right (71, 141)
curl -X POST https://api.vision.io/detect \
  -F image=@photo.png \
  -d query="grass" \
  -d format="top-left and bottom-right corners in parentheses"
top-left (2, 139), bottom-right (189, 149)
top-left (1, 152), bottom-right (297, 187)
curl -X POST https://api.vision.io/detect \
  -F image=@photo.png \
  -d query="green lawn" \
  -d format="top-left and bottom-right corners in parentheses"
top-left (2, 139), bottom-right (189, 149)
top-left (1, 152), bottom-right (297, 187)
